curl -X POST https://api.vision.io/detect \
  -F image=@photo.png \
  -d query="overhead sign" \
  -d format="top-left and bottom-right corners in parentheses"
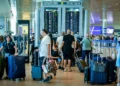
top-left (42, 1), bottom-right (81, 5)
top-left (63, 2), bottom-right (81, 5)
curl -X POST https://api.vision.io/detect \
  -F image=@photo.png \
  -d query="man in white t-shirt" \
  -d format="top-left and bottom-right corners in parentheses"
top-left (56, 32), bottom-right (65, 51)
top-left (39, 29), bottom-right (51, 82)
top-left (56, 32), bottom-right (65, 70)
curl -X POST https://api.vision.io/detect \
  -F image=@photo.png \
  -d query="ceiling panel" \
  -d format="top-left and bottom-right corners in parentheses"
top-left (16, 0), bottom-right (120, 26)
top-left (90, 0), bottom-right (120, 25)
top-left (0, 0), bottom-right (11, 17)
top-left (17, 0), bottom-right (33, 20)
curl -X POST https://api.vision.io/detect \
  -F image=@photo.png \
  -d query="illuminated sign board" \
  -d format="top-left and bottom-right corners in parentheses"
top-left (42, 1), bottom-right (81, 5)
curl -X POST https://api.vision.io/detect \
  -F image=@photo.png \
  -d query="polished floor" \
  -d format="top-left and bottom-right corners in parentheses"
top-left (0, 64), bottom-right (116, 86)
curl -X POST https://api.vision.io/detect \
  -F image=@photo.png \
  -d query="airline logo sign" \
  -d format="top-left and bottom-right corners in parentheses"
top-left (43, 1), bottom-right (81, 5)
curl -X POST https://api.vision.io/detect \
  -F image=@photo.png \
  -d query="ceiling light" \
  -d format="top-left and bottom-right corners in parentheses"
top-left (116, 3), bottom-right (118, 5)
top-left (97, 10), bottom-right (99, 11)
top-left (109, 6), bottom-right (111, 7)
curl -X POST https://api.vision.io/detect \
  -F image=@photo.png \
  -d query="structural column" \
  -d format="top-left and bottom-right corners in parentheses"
top-left (35, 1), bottom-right (40, 47)
top-left (102, 5), bottom-right (107, 35)
top-left (4, 17), bottom-right (10, 35)
top-left (83, 0), bottom-right (90, 37)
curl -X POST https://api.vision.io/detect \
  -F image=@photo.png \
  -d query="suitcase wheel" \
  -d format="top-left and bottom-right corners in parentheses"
top-left (33, 78), bottom-right (36, 80)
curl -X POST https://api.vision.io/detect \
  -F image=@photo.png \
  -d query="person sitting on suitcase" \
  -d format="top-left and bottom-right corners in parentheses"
top-left (0, 35), bottom-right (17, 79)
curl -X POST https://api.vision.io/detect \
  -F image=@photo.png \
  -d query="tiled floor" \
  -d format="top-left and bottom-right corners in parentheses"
top-left (0, 64), bottom-right (116, 86)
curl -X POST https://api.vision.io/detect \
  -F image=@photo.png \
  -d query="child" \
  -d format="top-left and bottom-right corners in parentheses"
top-left (116, 39), bottom-right (120, 86)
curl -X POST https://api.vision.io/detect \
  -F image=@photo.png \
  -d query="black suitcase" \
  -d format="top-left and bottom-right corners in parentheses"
top-left (106, 59), bottom-right (117, 83)
top-left (84, 67), bottom-right (90, 83)
top-left (8, 55), bottom-right (26, 80)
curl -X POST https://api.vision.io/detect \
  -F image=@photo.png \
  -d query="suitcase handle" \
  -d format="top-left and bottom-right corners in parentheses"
top-left (74, 52), bottom-right (81, 62)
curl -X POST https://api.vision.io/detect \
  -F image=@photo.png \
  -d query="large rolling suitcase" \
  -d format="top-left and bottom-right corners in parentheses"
top-left (0, 56), bottom-right (4, 79)
top-left (90, 55), bottom-right (107, 84)
top-left (8, 55), bottom-right (26, 80)
top-left (106, 58), bottom-right (117, 83)
top-left (31, 51), bottom-right (42, 80)
top-left (75, 53), bottom-right (88, 72)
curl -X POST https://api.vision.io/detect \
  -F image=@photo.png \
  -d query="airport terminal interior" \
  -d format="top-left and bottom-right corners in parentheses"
top-left (0, 0), bottom-right (120, 86)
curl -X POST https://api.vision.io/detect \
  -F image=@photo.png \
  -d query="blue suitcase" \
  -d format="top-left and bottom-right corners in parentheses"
top-left (31, 65), bottom-right (42, 80)
top-left (31, 51), bottom-right (42, 80)
top-left (90, 69), bottom-right (107, 84)
top-left (8, 56), bottom-right (26, 80)
top-left (90, 55), bottom-right (107, 84)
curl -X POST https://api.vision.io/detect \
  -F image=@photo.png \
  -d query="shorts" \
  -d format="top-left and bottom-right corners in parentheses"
top-left (63, 52), bottom-right (73, 60)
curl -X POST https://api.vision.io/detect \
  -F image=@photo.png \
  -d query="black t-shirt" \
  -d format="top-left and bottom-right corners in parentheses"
top-left (63, 34), bottom-right (75, 53)
top-left (3, 41), bottom-right (15, 55)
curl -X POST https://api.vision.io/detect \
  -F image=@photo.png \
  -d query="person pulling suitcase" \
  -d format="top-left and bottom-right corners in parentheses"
top-left (0, 35), bottom-right (17, 79)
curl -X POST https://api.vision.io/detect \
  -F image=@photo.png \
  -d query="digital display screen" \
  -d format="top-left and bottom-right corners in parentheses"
top-left (103, 27), bottom-right (114, 35)
top-left (107, 28), bottom-right (114, 34)
top-left (90, 26), bottom-right (102, 35)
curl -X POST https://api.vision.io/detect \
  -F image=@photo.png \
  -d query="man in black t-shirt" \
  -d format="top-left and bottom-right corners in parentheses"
top-left (61, 29), bottom-right (75, 72)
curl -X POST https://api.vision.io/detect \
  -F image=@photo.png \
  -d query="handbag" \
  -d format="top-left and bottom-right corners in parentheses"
top-left (42, 57), bottom-right (57, 74)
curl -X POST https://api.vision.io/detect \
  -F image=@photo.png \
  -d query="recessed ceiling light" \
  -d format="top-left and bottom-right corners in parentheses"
top-left (109, 6), bottom-right (111, 7)
top-left (116, 3), bottom-right (118, 5)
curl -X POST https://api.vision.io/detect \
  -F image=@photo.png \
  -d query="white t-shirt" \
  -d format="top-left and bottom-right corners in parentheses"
top-left (56, 36), bottom-right (63, 50)
top-left (39, 35), bottom-right (51, 57)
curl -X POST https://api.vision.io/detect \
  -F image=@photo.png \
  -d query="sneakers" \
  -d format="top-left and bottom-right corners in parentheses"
top-left (64, 69), bottom-right (67, 72)
top-left (42, 76), bottom-right (52, 83)
top-left (42, 78), bottom-right (50, 82)
top-left (64, 68), bottom-right (72, 72)
top-left (48, 75), bottom-right (53, 79)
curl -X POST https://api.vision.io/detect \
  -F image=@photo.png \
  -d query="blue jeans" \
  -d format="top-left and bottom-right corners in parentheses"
top-left (39, 57), bottom-right (45, 79)
top-left (82, 50), bottom-right (91, 65)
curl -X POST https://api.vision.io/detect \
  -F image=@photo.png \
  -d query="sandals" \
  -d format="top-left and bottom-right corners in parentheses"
top-left (64, 69), bottom-right (72, 72)
top-left (68, 69), bottom-right (72, 72)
